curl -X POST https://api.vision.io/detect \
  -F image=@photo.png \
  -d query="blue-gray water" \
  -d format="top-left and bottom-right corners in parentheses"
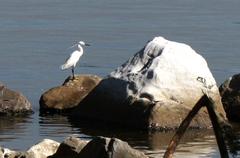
top-left (0, 0), bottom-right (240, 157)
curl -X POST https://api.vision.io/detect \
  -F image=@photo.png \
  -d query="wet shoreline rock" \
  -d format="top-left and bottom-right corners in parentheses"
top-left (0, 82), bottom-right (33, 115)
top-left (0, 136), bottom-right (148, 158)
top-left (1, 139), bottom-right (60, 158)
top-left (49, 136), bottom-right (88, 158)
top-left (39, 74), bottom-right (101, 113)
top-left (219, 73), bottom-right (240, 122)
top-left (76, 137), bottom-right (148, 158)
top-left (71, 36), bottom-right (226, 130)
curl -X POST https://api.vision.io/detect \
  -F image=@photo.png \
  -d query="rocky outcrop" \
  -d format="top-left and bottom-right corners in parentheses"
top-left (0, 82), bottom-right (32, 115)
top-left (50, 136), bottom-right (147, 158)
top-left (77, 137), bottom-right (148, 158)
top-left (27, 139), bottom-right (60, 158)
top-left (0, 147), bottom-right (20, 158)
top-left (71, 36), bottom-right (226, 130)
top-left (39, 75), bottom-right (101, 113)
top-left (219, 74), bottom-right (240, 121)
top-left (0, 136), bottom-right (147, 158)
top-left (49, 136), bottom-right (88, 158)
top-left (0, 139), bottom-right (60, 158)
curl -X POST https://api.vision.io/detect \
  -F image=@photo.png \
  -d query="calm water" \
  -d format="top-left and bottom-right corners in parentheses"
top-left (0, 0), bottom-right (240, 157)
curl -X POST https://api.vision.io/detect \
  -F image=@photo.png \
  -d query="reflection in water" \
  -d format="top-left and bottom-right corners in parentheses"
top-left (39, 113), bottom-right (90, 140)
top-left (147, 131), bottom-right (219, 157)
top-left (38, 113), bottom-right (240, 157)
top-left (0, 114), bottom-right (33, 150)
top-left (1, 112), bottom-right (240, 157)
top-left (0, 115), bottom-right (31, 140)
top-left (67, 116), bottom-right (221, 157)
top-left (227, 123), bottom-right (240, 157)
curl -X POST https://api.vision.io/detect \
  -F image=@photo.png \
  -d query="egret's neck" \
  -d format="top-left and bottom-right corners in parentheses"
top-left (77, 44), bottom-right (83, 52)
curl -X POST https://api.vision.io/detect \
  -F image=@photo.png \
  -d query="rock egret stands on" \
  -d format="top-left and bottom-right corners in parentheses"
top-left (61, 41), bottom-right (90, 79)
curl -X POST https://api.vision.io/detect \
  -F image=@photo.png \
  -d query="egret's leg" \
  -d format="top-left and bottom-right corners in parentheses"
top-left (72, 67), bottom-right (75, 79)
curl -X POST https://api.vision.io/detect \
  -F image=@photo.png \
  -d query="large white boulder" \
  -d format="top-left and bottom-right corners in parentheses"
top-left (110, 36), bottom-right (218, 107)
top-left (73, 36), bottom-right (226, 129)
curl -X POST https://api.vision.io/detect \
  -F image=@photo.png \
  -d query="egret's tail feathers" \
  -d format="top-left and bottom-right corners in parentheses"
top-left (61, 64), bottom-right (70, 70)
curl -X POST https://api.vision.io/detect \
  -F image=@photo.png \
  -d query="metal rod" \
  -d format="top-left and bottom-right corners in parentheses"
top-left (163, 95), bottom-right (229, 158)
top-left (163, 95), bottom-right (208, 158)
top-left (206, 97), bottom-right (229, 158)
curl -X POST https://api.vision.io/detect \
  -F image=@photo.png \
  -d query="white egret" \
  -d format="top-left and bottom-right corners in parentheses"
top-left (61, 41), bottom-right (90, 79)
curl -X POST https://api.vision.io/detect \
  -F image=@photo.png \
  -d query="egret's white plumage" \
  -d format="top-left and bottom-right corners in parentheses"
top-left (61, 48), bottom-right (83, 70)
top-left (61, 41), bottom-right (90, 79)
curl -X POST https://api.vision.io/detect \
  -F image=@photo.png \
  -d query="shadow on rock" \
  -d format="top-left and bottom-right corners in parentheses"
top-left (69, 77), bottom-right (153, 130)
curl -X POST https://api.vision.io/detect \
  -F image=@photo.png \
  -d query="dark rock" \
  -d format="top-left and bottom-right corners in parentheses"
top-left (78, 137), bottom-right (148, 158)
top-left (219, 74), bottom-right (240, 121)
top-left (78, 137), bottom-right (109, 158)
top-left (49, 135), bottom-right (88, 158)
top-left (39, 74), bottom-right (101, 113)
top-left (0, 83), bottom-right (32, 115)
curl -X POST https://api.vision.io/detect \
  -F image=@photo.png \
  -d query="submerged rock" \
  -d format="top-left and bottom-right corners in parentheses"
top-left (72, 36), bottom-right (226, 130)
top-left (39, 74), bottom-right (101, 113)
top-left (0, 82), bottom-right (32, 115)
top-left (219, 74), bottom-right (240, 121)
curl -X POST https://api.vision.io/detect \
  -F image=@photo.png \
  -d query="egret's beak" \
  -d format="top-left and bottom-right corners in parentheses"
top-left (69, 43), bottom-right (77, 49)
top-left (70, 43), bottom-right (77, 48)
top-left (85, 43), bottom-right (91, 46)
